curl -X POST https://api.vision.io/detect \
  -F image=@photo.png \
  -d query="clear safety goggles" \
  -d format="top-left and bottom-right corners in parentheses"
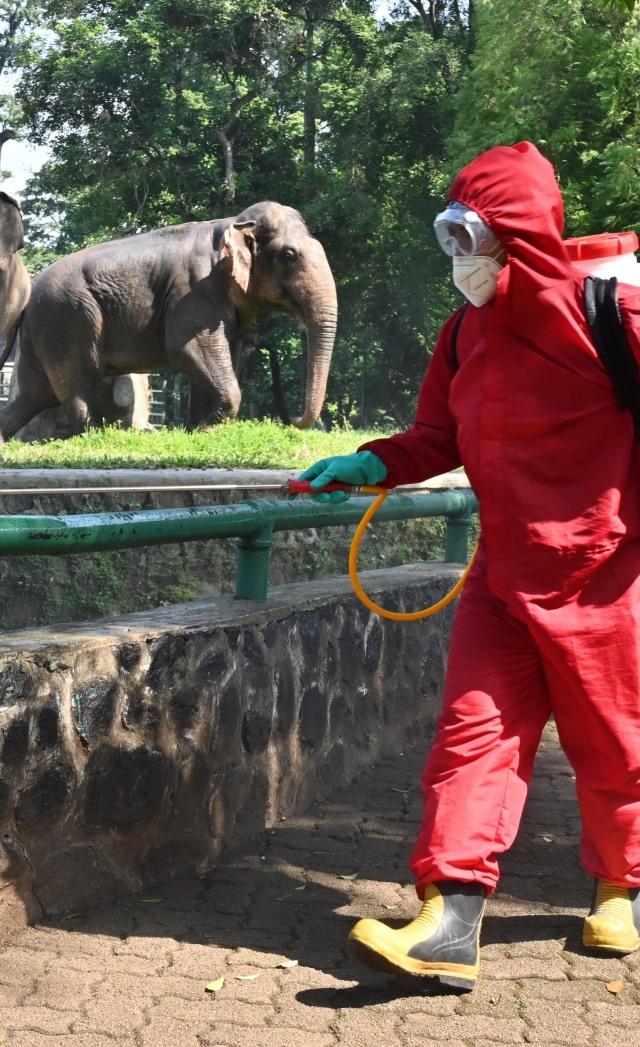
top-left (433, 201), bottom-right (500, 257)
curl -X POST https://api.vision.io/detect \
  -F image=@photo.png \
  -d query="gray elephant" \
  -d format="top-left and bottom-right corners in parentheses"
top-left (0, 190), bottom-right (30, 361)
top-left (0, 201), bottom-right (337, 440)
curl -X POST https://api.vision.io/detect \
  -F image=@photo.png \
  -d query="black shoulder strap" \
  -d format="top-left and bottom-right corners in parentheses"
top-left (584, 275), bottom-right (640, 439)
top-left (449, 303), bottom-right (469, 372)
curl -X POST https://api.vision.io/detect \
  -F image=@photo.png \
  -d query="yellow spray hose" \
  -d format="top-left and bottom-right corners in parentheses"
top-left (348, 485), bottom-right (477, 621)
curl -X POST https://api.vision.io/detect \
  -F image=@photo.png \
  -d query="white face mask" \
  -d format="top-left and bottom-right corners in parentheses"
top-left (452, 255), bottom-right (504, 307)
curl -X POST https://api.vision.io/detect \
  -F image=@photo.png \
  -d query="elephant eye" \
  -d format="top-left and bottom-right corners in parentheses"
top-left (280, 248), bottom-right (298, 265)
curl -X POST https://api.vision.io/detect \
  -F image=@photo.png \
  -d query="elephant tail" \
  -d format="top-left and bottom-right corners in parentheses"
top-left (0, 310), bottom-right (24, 369)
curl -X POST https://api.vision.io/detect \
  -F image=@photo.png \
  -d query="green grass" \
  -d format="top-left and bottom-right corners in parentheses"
top-left (0, 420), bottom-right (391, 470)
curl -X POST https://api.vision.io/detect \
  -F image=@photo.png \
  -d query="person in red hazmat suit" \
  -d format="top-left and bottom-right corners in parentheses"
top-left (297, 140), bottom-right (640, 992)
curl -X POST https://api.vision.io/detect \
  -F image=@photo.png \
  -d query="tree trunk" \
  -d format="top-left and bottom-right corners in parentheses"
top-left (217, 90), bottom-right (258, 209)
top-left (406, 0), bottom-right (439, 39)
top-left (269, 346), bottom-right (291, 425)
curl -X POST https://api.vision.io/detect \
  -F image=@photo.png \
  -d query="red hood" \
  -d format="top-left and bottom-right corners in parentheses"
top-left (447, 141), bottom-right (572, 287)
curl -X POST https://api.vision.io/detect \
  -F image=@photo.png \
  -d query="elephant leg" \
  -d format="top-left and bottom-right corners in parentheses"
top-left (47, 363), bottom-right (109, 436)
top-left (61, 395), bottom-right (93, 435)
top-left (0, 354), bottom-right (59, 442)
top-left (168, 327), bottom-right (241, 429)
top-left (0, 387), bottom-right (60, 442)
top-left (187, 380), bottom-right (225, 428)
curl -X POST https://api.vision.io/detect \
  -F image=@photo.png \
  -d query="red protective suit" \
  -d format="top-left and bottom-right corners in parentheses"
top-left (361, 141), bottom-right (640, 896)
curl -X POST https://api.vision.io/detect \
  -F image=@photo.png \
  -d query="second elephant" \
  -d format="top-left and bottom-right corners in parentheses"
top-left (0, 190), bottom-right (30, 360)
top-left (0, 201), bottom-right (338, 440)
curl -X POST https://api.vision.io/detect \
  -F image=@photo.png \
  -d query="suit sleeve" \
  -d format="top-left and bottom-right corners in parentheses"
top-left (358, 312), bottom-right (463, 489)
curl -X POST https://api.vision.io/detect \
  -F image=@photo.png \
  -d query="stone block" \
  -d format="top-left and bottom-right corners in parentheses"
top-left (84, 746), bottom-right (171, 827)
top-left (73, 678), bottom-right (118, 745)
top-left (1, 716), bottom-right (30, 769)
top-left (14, 767), bottom-right (72, 829)
top-left (147, 635), bottom-right (186, 693)
top-left (35, 702), bottom-right (59, 749)
top-left (299, 684), bottom-right (327, 749)
top-left (241, 709), bottom-right (272, 754)
top-left (0, 664), bottom-right (33, 707)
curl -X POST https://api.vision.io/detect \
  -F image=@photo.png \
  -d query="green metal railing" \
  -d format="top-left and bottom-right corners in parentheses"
top-left (0, 489), bottom-right (479, 601)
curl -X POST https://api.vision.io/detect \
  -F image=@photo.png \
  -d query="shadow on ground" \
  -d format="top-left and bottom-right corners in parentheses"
top-left (30, 728), bottom-right (594, 1000)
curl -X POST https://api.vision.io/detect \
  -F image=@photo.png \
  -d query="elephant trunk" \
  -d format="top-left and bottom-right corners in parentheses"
top-left (293, 296), bottom-right (338, 430)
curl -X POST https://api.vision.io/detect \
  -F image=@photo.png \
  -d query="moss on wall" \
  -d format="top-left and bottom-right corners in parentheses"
top-left (0, 516), bottom-right (453, 629)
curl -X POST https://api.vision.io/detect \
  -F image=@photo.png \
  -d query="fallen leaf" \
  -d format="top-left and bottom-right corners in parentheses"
top-left (607, 979), bottom-right (624, 994)
top-left (62, 912), bottom-right (86, 921)
top-left (236, 973), bottom-right (261, 981)
top-left (276, 959), bottom-right (299, 969)
top-left (205, 977), bottom-right (225, 993)
top-left (338, 872), bottom-right (358, 880)
top-left (294, 885), bottom-right (306, 891)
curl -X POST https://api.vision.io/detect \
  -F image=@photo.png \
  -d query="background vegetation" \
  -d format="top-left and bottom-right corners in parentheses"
top-left (0, 0), bottom-right (638, 435)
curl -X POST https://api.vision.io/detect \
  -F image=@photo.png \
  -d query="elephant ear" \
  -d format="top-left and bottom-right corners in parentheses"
top-left (219, 221), bottom-right (256, 294)
top-left (0, 193), bottom-right (24, 269)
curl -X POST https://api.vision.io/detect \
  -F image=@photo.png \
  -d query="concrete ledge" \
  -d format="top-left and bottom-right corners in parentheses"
top-left (0, 467), bottom-right (470, 493)
top-left (0, 562), bottom-right (459, 935)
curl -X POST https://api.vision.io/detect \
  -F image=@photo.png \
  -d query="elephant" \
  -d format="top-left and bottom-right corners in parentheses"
top-left (0, 191), bottom-right (30, 361)
top-left (0, 201), bottom-right (337, 440)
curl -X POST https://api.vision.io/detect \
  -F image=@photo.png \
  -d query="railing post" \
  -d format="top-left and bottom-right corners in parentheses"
top-left (444, 499), bottom-right (474, 564)
top-left (235, 524), bottom-right (274, 600)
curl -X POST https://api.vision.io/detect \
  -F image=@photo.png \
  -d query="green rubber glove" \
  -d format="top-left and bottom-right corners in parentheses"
top-left (297, 450), bottom-right (387, 504)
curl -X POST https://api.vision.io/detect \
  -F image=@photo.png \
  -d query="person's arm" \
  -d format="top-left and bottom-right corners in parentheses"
top-left (358, 313), bottom-right (462, 488)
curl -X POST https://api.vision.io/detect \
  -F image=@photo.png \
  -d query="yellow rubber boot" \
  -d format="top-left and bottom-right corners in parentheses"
top-left (346, 880), bottom-right (486, 991)
top-left (583, 880), bottom-right (640, 953)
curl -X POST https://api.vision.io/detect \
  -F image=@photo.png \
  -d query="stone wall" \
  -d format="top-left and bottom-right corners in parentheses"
top-left (0, 563), bottom-right (459, 939)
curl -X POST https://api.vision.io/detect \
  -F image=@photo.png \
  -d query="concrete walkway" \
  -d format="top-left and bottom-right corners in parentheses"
top-left (0, 721), bottom-right (635, 1047)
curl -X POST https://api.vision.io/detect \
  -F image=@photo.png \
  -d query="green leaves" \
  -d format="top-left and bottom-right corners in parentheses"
top-left (450, 0), bottom-right (640, 239)
top-left (602, 0), bottom-right (637, 12)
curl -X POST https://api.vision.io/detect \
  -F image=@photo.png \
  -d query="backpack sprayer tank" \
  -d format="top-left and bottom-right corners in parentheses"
top-left (565, 230), bottom-right (640, 286)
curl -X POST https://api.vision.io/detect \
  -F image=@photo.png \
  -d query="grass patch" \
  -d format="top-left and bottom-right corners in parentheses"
top-left (0, 420), bottom-right (390, 470)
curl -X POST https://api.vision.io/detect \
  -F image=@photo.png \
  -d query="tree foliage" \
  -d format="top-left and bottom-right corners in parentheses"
top-left (0, 2), bottom-right (41, 172)
top-left (449, 0), bottom-right (640, 237)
